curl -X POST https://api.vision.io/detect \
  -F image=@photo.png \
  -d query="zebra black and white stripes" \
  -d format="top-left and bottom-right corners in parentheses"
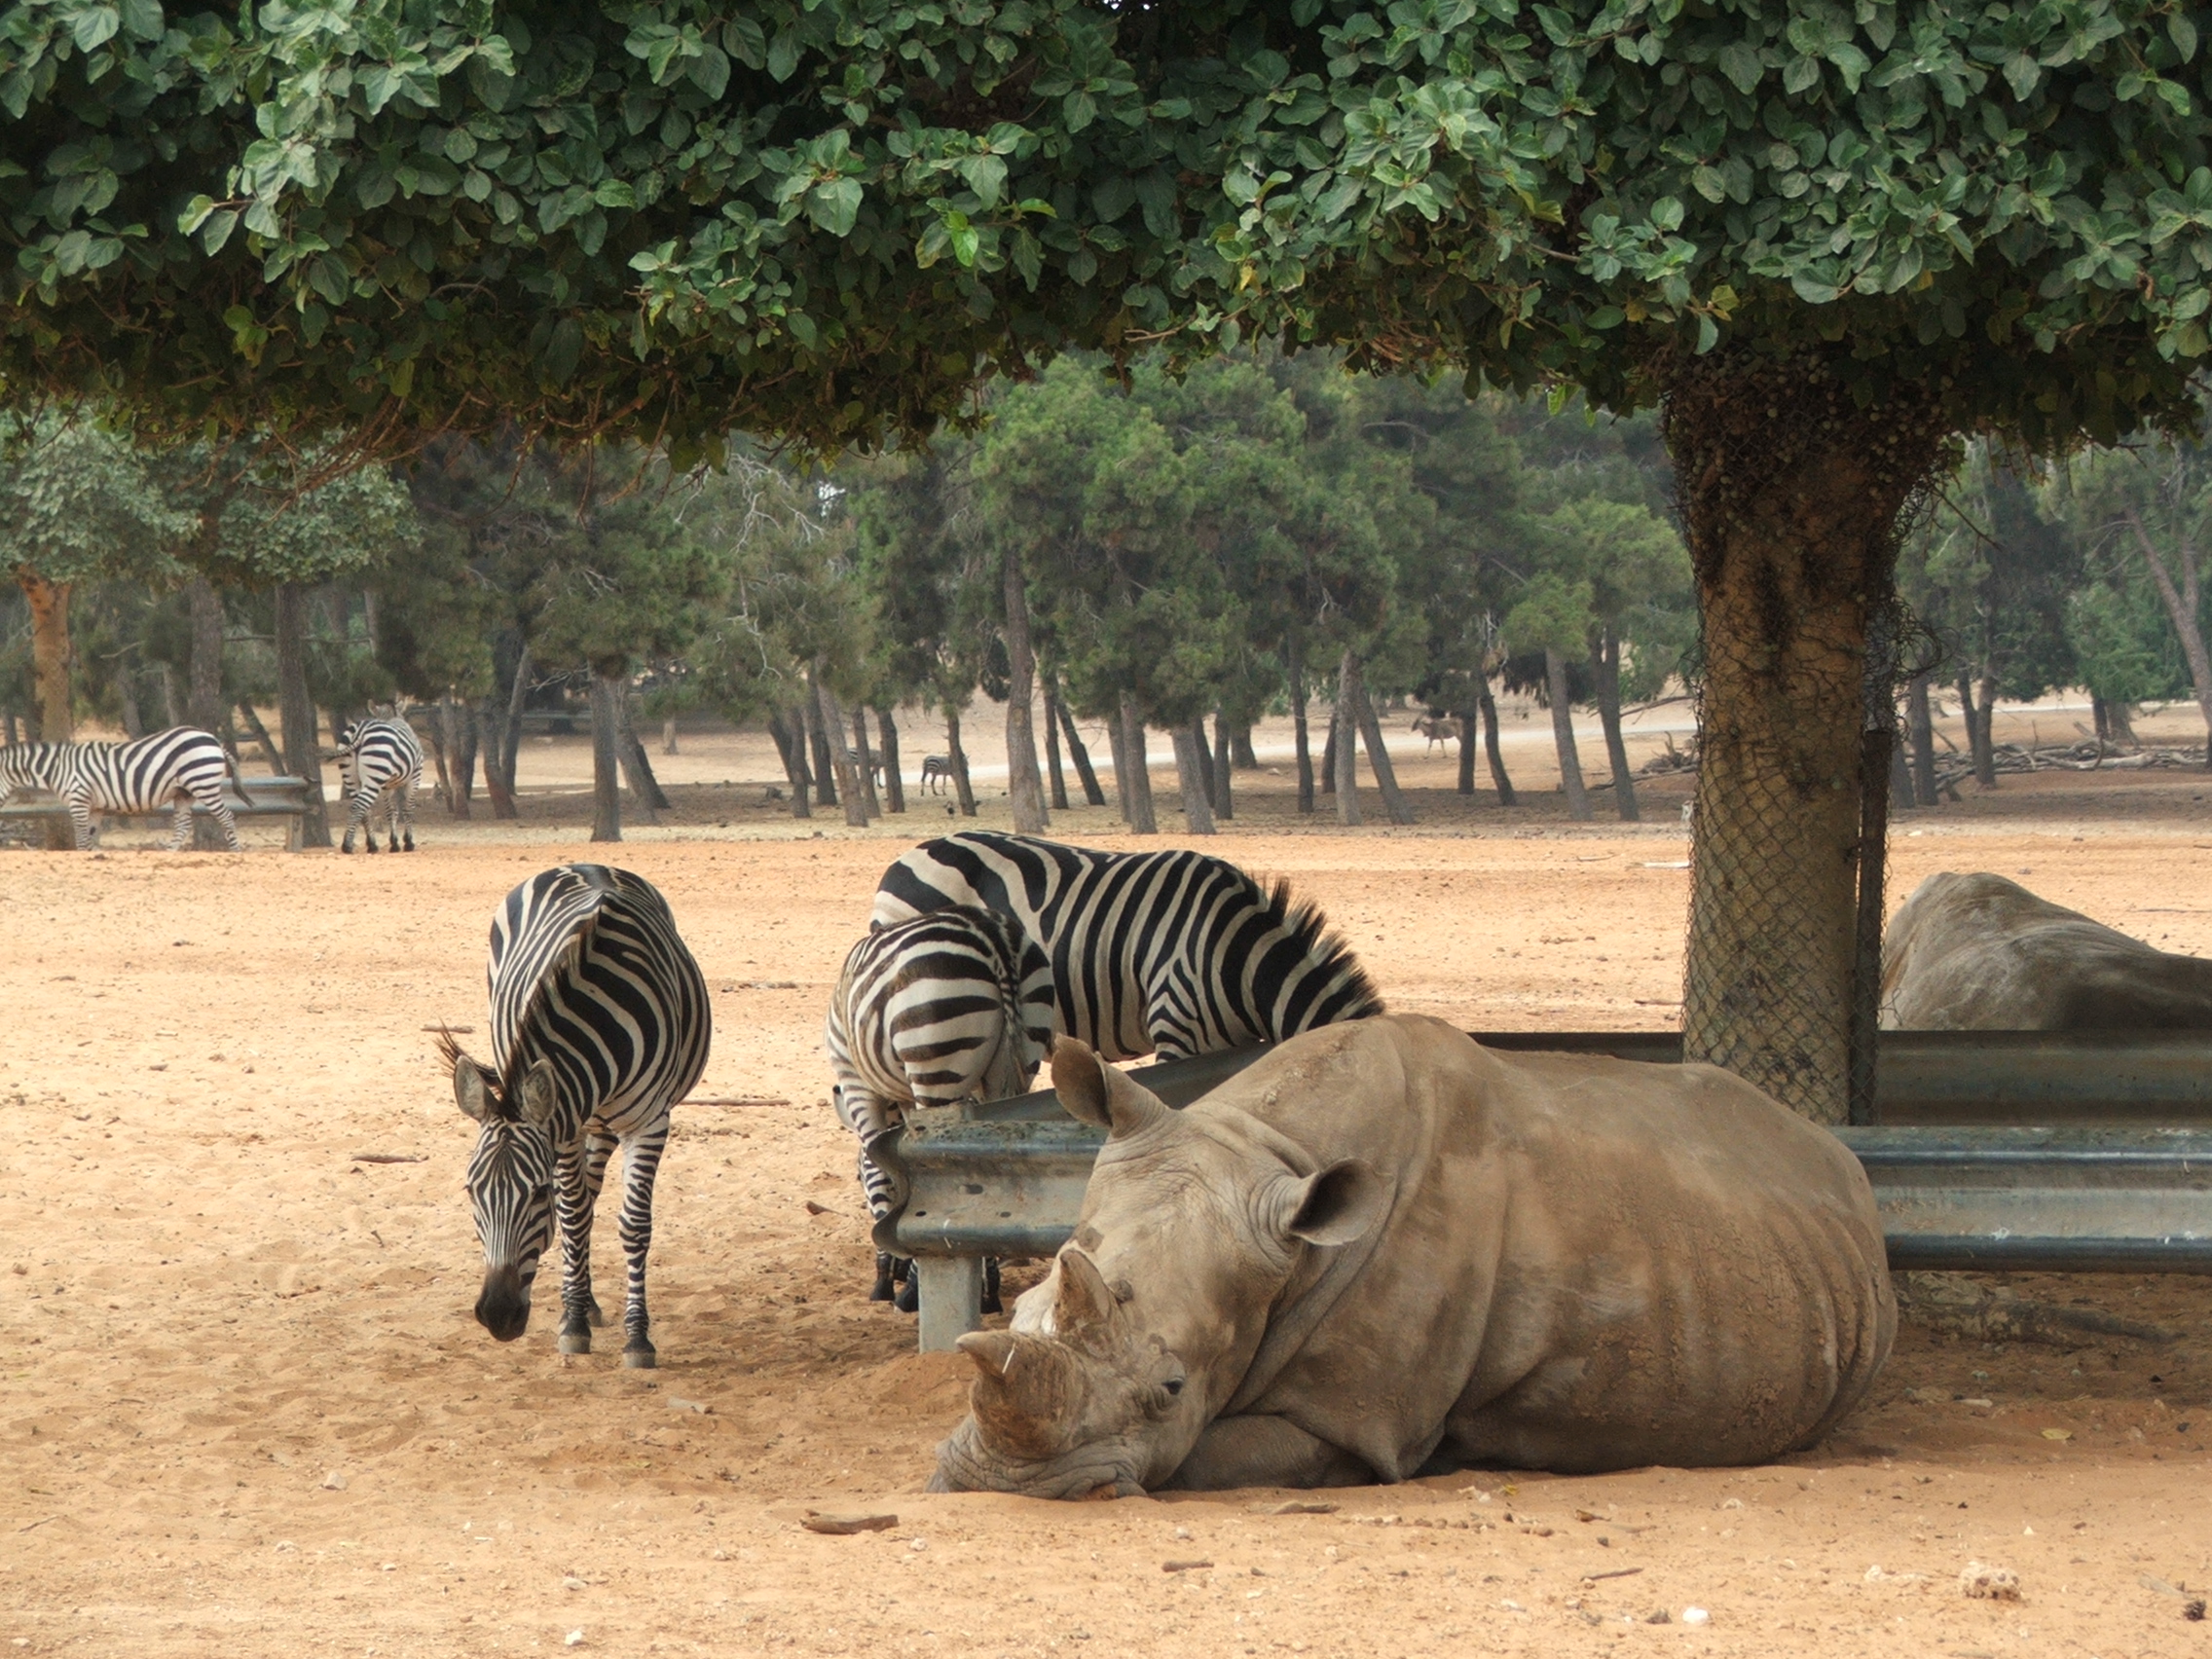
top-left (870, 830), bottom-right (1382, 1062)
top-left (0, 727), bottom-right (240, 851)
top-left (338, 715), bottom-right (423, 853)
top-left (441, 864), bottom-right (710, 1368)
top-left (825, 904), bottom-right (1053, 1305)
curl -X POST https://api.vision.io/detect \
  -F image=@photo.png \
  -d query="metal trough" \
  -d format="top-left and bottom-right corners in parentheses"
top-left (876, 1033), bottom-right (2212, 1349)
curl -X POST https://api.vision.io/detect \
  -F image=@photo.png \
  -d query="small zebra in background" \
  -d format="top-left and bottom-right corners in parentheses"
top-left (0, 726), bottom-right (240, 851)
top-left (871, 830), bottom-right (1382, 1064)
top-left (824, 904), bottom-right (1054, 1310)
top-left (440, 864), bottom-right (711, 1368)
top-left (917, 755), bottom-right (953, 794)
top-left (337, 713), bottom-right (423, 854)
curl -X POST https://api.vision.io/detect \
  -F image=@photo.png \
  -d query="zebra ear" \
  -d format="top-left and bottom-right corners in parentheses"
top-left (453, 1059), bottom-right (497, 1124)
top-left (516, 1060), bottom-right (560, 1128)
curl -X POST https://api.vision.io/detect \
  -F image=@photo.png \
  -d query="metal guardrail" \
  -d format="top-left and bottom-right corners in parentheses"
top-left (876, 1033), bottom-right (2212, 1349)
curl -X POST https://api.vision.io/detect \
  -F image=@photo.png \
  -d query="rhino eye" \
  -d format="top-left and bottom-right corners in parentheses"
top-left (1161, 1377), bottom-right (1184, 1397)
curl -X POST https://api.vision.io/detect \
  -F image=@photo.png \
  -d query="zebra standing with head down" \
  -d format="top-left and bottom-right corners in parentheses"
top-left (0, 726), bottom-right (240, 851)
top-left (337, 713), bottom-right (423, 853)
top-left (870, 830), bottom-right (1383, 1064)
top-left (440, 864), bottom-right (710, 1368)
top-left (825, 903), bottom-right (1054, 1309)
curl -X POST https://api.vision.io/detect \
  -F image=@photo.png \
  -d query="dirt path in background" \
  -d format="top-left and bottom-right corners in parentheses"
top-left (2, 822), bottom-right (2208, 1658)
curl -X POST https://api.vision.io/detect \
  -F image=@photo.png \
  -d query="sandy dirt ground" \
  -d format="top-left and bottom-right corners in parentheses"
top-left (4, 723), bottom-right (2211, 1658)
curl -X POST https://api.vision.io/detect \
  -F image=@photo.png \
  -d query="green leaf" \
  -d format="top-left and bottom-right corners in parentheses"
top-left (958, 154), bottom-right (1007, 210)
top-left (1691, 166), bottom-right (1726, 203)
top-left (1789, 271), bottom-right (1841, 303)
top-left (786, 310), bottom-right (818, 349)
top-left (198, 209), bottom-right (240, 255)
top-left (1717, 43), bottom-right (1763, 94)
top-left (2172, 13), bottom-right (2199, 61)
top-left (1649, 196), bottom-right (1684, 233)
top-left (1587, 305), bottom-right (1625, 329)
top-left (1695, 313), bottom-right (1719, 353)
top-left (70, 5), bottom-right (119, 51)
top-left (808, 177), bottom-right (863, 237)
top-left (689, 45), bottom-right (730, 100)
top-left (542, 316), bottom-right (583, 386)
top-left (118, 0), bottom-right (161, 41)
top-left (766, 30), bottom-right (800, 83)
top-left (1065, 90), bottom-right (1097, 130)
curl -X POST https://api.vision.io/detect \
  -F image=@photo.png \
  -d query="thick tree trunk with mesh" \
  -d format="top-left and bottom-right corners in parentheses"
top-left (186, 576), bottom-right (224, 733)
top-left (274, 584), bottom-right (331, 848)
top-left (19, 571), bottom-right (72, 742)
top-left (1666, 353), bottom-right (1944, 1124)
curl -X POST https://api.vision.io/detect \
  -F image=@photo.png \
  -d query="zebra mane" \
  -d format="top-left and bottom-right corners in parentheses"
top-left (1260, 875), bottom-right (1385, 1017)
top-left (434, 1024), bottom-right (516, 1122)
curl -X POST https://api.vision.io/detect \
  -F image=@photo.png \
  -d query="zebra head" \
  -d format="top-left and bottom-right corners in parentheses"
top-left (449, 1048), bottom-right (559, 1343)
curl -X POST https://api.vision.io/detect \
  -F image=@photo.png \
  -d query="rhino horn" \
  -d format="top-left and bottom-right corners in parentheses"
top-left (956, 1330), bottom-right (1088, 1460)
top-left (1052, 1040), bottom-right (1168, 1139)
top-left (1051, 1247), bottom-right (1121, 1345)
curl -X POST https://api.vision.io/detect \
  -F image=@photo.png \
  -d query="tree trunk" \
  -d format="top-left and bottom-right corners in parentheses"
top-left (851, 705), bottom-right (882, 820)
top-left (614, 690), bottom-right (663, 824)
top-left (117, 662), bottom-right (143, 740)
top-left (1042, 682), bottom-right (1068, 810)
top-left (186, 575), bottom-right (225, 733)
top-left (768, 708), bottom-right (812, 819)
top-left (158, 663), bottom-right (182, 728)
top-left (1209, 714), bottom-right (1234, 820)
top-left (804, 685), bottom-right (838, 807)
top-left (1288, 638), bottom-right (1314, 814)
top-left (814, 671), bottom-right (868, 828)
top-left (1118, 693), bottom-right (1157, 833)
top-left (1889, 721), bottom-right (1916, 809)
top-left (1319, 709), bottom-right (1339, 796)
top-left (1189, 715), bottom-right (1217, 812)
top-left (1172, 723), bottom-right (1217, 833)
top-left (499, 642), bottom-right (531, 800)
top-left (2122, 510), bottom-right (2212, 769)
top-left (477, 701), bottom-right (517, 820)
top-left (1665, 350), bottom-right (1946, 1124)
top-left (588, 670), bottom-right (623, 843)
top-left (662, 716), bottom-right (679, 756)
top-left (1960, 672), bottom-right (1997, 788)
top-left (237, 701), bottom-right (283, 773)
top-left (1907, 672), bottom-right (1937, 805)
top-left (1545, 648), bottom-right (1592, 822)
top-left (1106, 702), bottom-right (1131, 821)
top-left (1592, 630), bottom-right (1641, 823)
top-left (1231, 722), bottom-right (1258, 769)
top-left (1055, 697), bottom-right (1106, 806)
top-left (1477, 680), bottom-right (1518, 807)
top-left (875, 707), bottom-right (905, 812)
top-left (1333, 649), bottom-right (1363, 827)
top-left (1353, 684), bottom-right (1416, 825)
top-left (1456, 693), bottom-right (1478, 796)
top-left (442, 697), bottom-right (476, 819)
top-left (1001, 546), bottom-right (1050, 834)
top-left (2107, 698), bottom-right (2141, 746)
top-left (945, 703), bottom-right (978, 818)
top-left (423, 710), bottom-right (453, 807)
top-left (18, 571), bottom-right (73, 742)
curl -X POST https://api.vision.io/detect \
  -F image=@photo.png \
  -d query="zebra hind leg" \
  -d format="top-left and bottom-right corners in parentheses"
top-left (871, 1253), bottom-right (899, 1303)
top-left (981, 1256), bottom-right (1003, 1316)
top-left (553, 1141), bottom-right (604, 1355)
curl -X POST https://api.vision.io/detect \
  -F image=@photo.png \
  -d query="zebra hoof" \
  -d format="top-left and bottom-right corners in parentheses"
top-left (894, 1278), bottom-right (919, 1314)
top-left (622, 1346), bottom-right (657, 1370)
top-left (558, 1330), bottom-right (592, 1354)
top-left (868, 1277), bottom-right (896, 1303)
top-left (587, 1302), bottom-right (608, 1328)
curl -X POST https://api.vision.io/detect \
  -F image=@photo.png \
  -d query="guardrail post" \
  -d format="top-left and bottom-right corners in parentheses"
top-left (915, 1258), bottom-right (983, 1352)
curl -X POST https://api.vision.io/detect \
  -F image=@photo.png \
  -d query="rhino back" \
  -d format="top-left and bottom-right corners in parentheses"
top-left (1206, 1019), bottom-right (1893, 1478)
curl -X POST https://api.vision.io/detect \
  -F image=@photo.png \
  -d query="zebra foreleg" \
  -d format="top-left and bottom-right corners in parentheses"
top-left (614, 1125), bottom-right (668, 1367)
top-left (857, 1141), bottom-right (910, 1305)
top-left (162, 793), bottom-right (193, 852)
top-left (552, 1137), bottom-right (609, 1354)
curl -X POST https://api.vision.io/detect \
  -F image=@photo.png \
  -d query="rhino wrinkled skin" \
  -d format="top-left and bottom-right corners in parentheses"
top-left (932, 1014), bottom-right (1895, 1496)
top-left (1882, 870), bottom-right (2212, 1030)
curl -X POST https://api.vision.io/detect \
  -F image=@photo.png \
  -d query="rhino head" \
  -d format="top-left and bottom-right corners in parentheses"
top-left (930, 1038), bottom-right (1385, 1496)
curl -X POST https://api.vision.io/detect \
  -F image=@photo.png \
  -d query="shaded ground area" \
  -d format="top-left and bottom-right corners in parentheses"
top-left (2, 811), bottom-right (2208, 1657)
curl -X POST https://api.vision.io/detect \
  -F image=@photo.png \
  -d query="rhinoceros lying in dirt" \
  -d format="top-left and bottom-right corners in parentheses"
top-left (931, 1015), bottom-right (1894, 1495)
top-left (1882, 871), bottom-right (2212, 1029)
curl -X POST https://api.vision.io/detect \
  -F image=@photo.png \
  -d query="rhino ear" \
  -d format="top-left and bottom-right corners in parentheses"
top-left (1053, 1041), bottom-right (1168, 1139)
top-left (1284, 1160), bottom-right (1387, 1249)
top-left (1051, 1248), bottom-right (1119, 1337)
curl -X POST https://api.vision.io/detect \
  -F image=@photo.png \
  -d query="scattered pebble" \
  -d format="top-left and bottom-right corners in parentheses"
top-left (665, 1397), bottom-right (711, 1414)
top-left (801, 1512), bottom-right (897, 1535)
top-left (1681, 1606), bottom-right (1710, 1625)
top-left (2040, 1428), bottom-right (2072, 1441)
top-left (1162, 1560), bottom-right (1213, 1573)
top-left (1644, 1608), bottom-right (1671, 1625)
top-left (1172, 1527), bottom-right (1191, 1540)
top-left (907, 1537), bottom-right (927, 1552)
top-left (2186, 1600), bottom-right (2206, 1621)
top-left (563, 1576), bottom-right (587, 1591)
top-left (1961, 1561), bottom-right (2021, 1601)
top-left (319, 1472), bottom-right (347, 1492)
top-left (564, 1631), bottom-right (585, 1648)
top-left (1250, 1500), bottom-right (1337, 1515)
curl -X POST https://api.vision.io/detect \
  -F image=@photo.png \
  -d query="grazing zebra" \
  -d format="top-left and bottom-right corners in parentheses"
top-left (440, 864), bottom-right (711, 1368)
top-left (917, 755), bottom-right (953, 794)
top-left (871, 830), bottom-right (1382, 1063)
top-left (337, 714), bottom-right (423, 854)
top-left (824, 904), bottom-right (1053, 1310)
top-left (0, 727), bottom-right (240, 851)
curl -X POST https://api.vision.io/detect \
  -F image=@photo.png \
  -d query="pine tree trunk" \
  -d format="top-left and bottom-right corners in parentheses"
top-left (876, 707), bottom-right (906, 812)
top-left (805, 683), bottom-right (838, 808)
top-left (1479, 680), bottom-right (1518, 806)
top-left (1889, 724), bottom-right (1916, 809)
top-left (851, 706), bottom-right (882, 819)
top-left (158, 663), bottom-right (182, 728)
top-left (615, 689), bottom-right (663, 823)
top-left (2122, 512), bottom-right (2212, 769)
top-left (499, 642), bottom-right (531, 800)
top-left (1001, 546), bottom-right (1050, 834)
top-left (815, 671), bottom-right (868, 828)
top-left (442, 697), bottom-right (476, 819)
top-left (768, 709), bottom-right (812, 818)
top-left (237, 701), bottom-right (282, 772)
top-left (662, 716), bottom-right (679, 756)
top-left (1055, 697), bottom-right (1106, 805)
top-left (1907, 672), bottom-right (1937, 805)
top-left (18, 571), bottom-right (73, 742)
top-left (945, 704), bottom-right (978, 818)
top-left (1666, 350), bottom-right (1945, 1123)
top-left (1118, 693), bottom-right (1157, 833)
top-left (1287, 637), bottom-right (1314, 814)
top-left (1043, 682), bottom-right (1069, 810)
top-left (1545, 648), bottom-right (1592, 821)
top-left (186, 575), bottom-right (225, 734)
top-left (1189, 715), bottom-right (1217, 812)
top-left (1319, 708), bottom-right (1339, 796)
top-left (1591, 631), bottom-right (1641, 822)
top-left (1106, 703), bottom-right (1131, 822)
top-left (1231, 722), bottom-right (1258, 769)
top-left (2107, 698), bottom-right (2142, 746)
top-left (1354, 683), bottom-right (1416, 824)
top-left (477, 701), bottom-right (517, 820)
top-left (1333, 649), bottom-right (1363, 827)
top-left (1456, 694), bottom-right (1478, 795)
top-left (1209, 714), bottom-right (1234, 820)
top-left (1961, 673), bottom-right (1997, 788)
top-left (588, 670), bottom-right (623, 843)
top-left (116, 663), bottom-right (143, 740)
top-left (1172, 723), bottom-right (1217, 833)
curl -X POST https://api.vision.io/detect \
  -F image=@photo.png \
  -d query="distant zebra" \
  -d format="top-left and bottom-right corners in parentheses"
top-left (440, 864), bottom-right (711, 1368)
top-left (0, 727), bottom-right (240, 851)
top-left (824, 904), bottom-right (1054, 1309)
top-left (871, 830), bottom-right (1382, 1063)
top-left (917, 755), bottom-right (953, 794)
top-left (337, 714), bottom-right (423, 853)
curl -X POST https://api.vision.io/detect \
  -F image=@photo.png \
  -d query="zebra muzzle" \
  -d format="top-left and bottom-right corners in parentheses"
top-left (474, 1267), bottom-right (533, 1342)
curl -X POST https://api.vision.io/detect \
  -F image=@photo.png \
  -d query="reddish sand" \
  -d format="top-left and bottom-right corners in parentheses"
top-left (3, 752), bottom-right (2209, 1657)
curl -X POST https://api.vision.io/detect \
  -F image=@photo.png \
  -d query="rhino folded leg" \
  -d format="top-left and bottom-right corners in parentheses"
top-left (1162, 1415), bottom-right (1373, 1492)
